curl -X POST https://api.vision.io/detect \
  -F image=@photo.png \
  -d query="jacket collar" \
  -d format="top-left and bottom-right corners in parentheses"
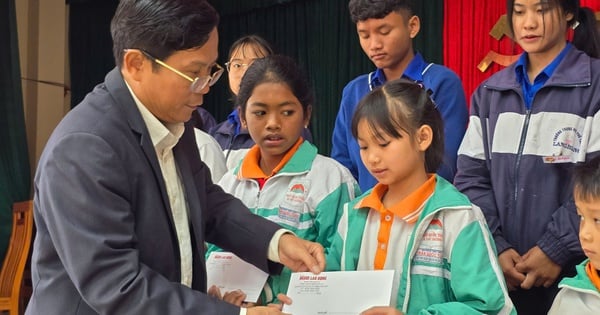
top-left (370, 52), bottom-right (428, 89)
top-left (485, 46), bottom-right (592, 90)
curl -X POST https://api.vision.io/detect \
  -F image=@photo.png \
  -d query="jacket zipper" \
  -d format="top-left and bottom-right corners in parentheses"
top-left (513, 109), bottom-right (531, 202)
top-left (224, 134), bottom-right (235, 163)
top-left (402, 211), bottom-right (437, 312)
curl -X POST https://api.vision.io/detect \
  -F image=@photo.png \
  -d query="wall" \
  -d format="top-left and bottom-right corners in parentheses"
top-left (16, 0), bottom-right (69, 178)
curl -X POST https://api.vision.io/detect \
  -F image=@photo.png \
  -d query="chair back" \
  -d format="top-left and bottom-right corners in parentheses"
top-left (0, 200), bottom-right (34, 314)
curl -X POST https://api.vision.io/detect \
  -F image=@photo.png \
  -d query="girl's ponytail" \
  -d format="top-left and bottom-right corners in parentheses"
top-left (572, 7), bottom-right (600, 58)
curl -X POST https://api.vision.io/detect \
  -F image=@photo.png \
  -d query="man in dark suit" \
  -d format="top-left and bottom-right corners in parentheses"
top-left (26, 1), bottom-right (323, 314)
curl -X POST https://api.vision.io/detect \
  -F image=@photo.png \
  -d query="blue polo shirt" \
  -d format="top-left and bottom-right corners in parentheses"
top-left (369, 53), bottom-right (433, 89)
top-left (331, 52), bottom-right (468, 191)
top-left (515, 43), bottom-right (572, 109)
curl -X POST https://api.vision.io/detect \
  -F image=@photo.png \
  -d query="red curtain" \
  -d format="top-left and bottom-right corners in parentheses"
top-left (444, 0), bottom-right (600, 104)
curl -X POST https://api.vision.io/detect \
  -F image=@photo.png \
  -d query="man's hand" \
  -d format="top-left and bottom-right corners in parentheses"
top-left (360, 306), bottom-right (404, 315)
top-left (515, 246), bottom-right (561, 289)
top-left (498, 248), bottom-right (526, 291)
top-left (278, 233), bottom-right (325, 274)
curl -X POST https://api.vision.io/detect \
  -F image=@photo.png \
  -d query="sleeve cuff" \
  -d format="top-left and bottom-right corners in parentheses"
top-left (267, 229), bottom-right (294, 262)
top-left (240, 307), bottom-right (247, 315)
top-left (493, 235), bottom-right (512, 255)
top-left (538, 231), bottom-right (571, 267)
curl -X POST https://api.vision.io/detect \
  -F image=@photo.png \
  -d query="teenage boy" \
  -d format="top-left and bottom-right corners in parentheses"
top-left (331, 0), bottom-right (468, 191)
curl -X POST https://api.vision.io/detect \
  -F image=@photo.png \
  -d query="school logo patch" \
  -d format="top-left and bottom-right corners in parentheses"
top-left (278, 206), bottom-right (301, 225)
top-left (552, 126), bottom-right (582, 155)
top-left (414, 219), bottom-right (444, 265)
top-left (277, 180), bottom-right (309, 227)
top-left (284, 182), bottom-right (306, 204)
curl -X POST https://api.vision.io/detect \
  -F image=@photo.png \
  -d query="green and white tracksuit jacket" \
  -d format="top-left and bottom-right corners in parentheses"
top-left (548, 260), bottom-right (600, 315)
top-left (207, 141), bottom-right (361, 303)
top-left (326, 176), bottom-right (516, 315)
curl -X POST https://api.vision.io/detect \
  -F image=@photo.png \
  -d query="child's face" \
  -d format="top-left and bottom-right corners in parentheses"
top-left (227, 44), bottom-right (268, 95)
top-left (511, 0), bottom-right (572, 59)
top-left (242, 82), bottom-right (310, 168)
top-left (356, 119), bottom-right (428, 191)
top-left (356, 11), bottom-right (418, 73)
top-left (576, 196), bottom-right (600, 267)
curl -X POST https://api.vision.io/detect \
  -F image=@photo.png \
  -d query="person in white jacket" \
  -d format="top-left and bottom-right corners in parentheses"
top-left (206, 55), bottom-right (360, 306)
top-left (549, 156), bottom-right (600, 314)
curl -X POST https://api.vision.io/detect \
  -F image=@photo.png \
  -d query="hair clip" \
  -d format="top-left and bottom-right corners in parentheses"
top-left (413, 81), bottom-right (437, 108)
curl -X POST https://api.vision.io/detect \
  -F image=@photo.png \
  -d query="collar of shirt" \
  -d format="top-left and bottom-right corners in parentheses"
top-left (586, 261), bottom-right (600, 292)
top-left (369, 52), bottom-right (427, 90)
top-left (355, 174), bottom-right (436, 224)
top-left (238, 137), bottom-right (304, 181)
top-left (124, 82), bottom-right (184, 152)
top-left (515, 42), bottom-right (572, 109)
top-left (227, 109), bottom-right (242, 135)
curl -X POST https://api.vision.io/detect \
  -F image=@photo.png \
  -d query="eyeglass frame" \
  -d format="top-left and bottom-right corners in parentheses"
top-left (129, 49), bottom-right (224, 93)
top-left (224, 60), bottom-right (254, 73)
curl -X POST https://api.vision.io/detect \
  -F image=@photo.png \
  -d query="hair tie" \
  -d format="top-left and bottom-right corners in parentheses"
top-left (415, 81), bottom-right (437, 108)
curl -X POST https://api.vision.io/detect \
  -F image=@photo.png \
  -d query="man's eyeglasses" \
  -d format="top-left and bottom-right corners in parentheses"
top-left (136, 49), bottom-right (224, 93)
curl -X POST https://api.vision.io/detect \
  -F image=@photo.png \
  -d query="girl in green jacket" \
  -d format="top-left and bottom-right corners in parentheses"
top-left (326, 79), bottom-right (516, 315)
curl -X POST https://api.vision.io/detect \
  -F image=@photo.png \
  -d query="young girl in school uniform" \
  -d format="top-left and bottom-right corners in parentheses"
top-left (455, 1), bottom-right (600, 313)
top-left (207, 55), bottom-right (360, 305)
top-left (326, 79), bottom-right (515, 315)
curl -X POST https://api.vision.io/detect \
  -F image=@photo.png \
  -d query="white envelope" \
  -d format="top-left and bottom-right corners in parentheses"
top-left (283, 270), bottom-right (395, 315)
top-left (206, 252), bottom-right (269, 303)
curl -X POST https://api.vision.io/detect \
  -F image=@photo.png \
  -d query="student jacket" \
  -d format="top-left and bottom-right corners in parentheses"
top-left (548, 260), bottom-right (600, 315)
top-left (327, 176), bottom-right (515, 315)
top-left (455, 47), bottom-right (600, 266)
top-left (208, 141), bottom-right (360, 302)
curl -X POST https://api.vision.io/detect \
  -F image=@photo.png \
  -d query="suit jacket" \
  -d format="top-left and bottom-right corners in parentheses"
top-left (27, 68), bottom-right (283, 315)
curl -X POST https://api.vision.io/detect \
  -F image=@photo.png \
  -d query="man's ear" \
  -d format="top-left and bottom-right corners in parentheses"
top-left (408, 15), bottom-right (421, 39)
top-left (122, 49), bottom-right (148, 82)
top-left (416, 124), bottom-right (433, 152)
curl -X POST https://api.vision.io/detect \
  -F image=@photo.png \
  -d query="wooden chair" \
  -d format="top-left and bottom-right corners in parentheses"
top-left (0, 201), bottom-right (34, 315)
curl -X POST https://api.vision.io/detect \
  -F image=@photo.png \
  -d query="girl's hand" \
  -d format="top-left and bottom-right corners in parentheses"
top-left (265, 293), bottom-right (293, 310)
top-left (246, 306), bottom-right (290, 315)
top-left (208, 285), bottom-right (247, 306)
top-left (360, 306), bottom-right (404, 315)
top-left (222, 289), bottom-right (247, 306)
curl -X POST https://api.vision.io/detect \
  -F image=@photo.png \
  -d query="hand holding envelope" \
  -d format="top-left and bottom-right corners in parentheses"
top-left (278, 233), bottom-right (326, 274)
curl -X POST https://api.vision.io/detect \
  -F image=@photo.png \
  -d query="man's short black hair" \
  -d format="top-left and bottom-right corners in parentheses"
top-left (111, 0), bottom-right (219, 67)
top-left (348, 0), bottom-right (415, 23)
